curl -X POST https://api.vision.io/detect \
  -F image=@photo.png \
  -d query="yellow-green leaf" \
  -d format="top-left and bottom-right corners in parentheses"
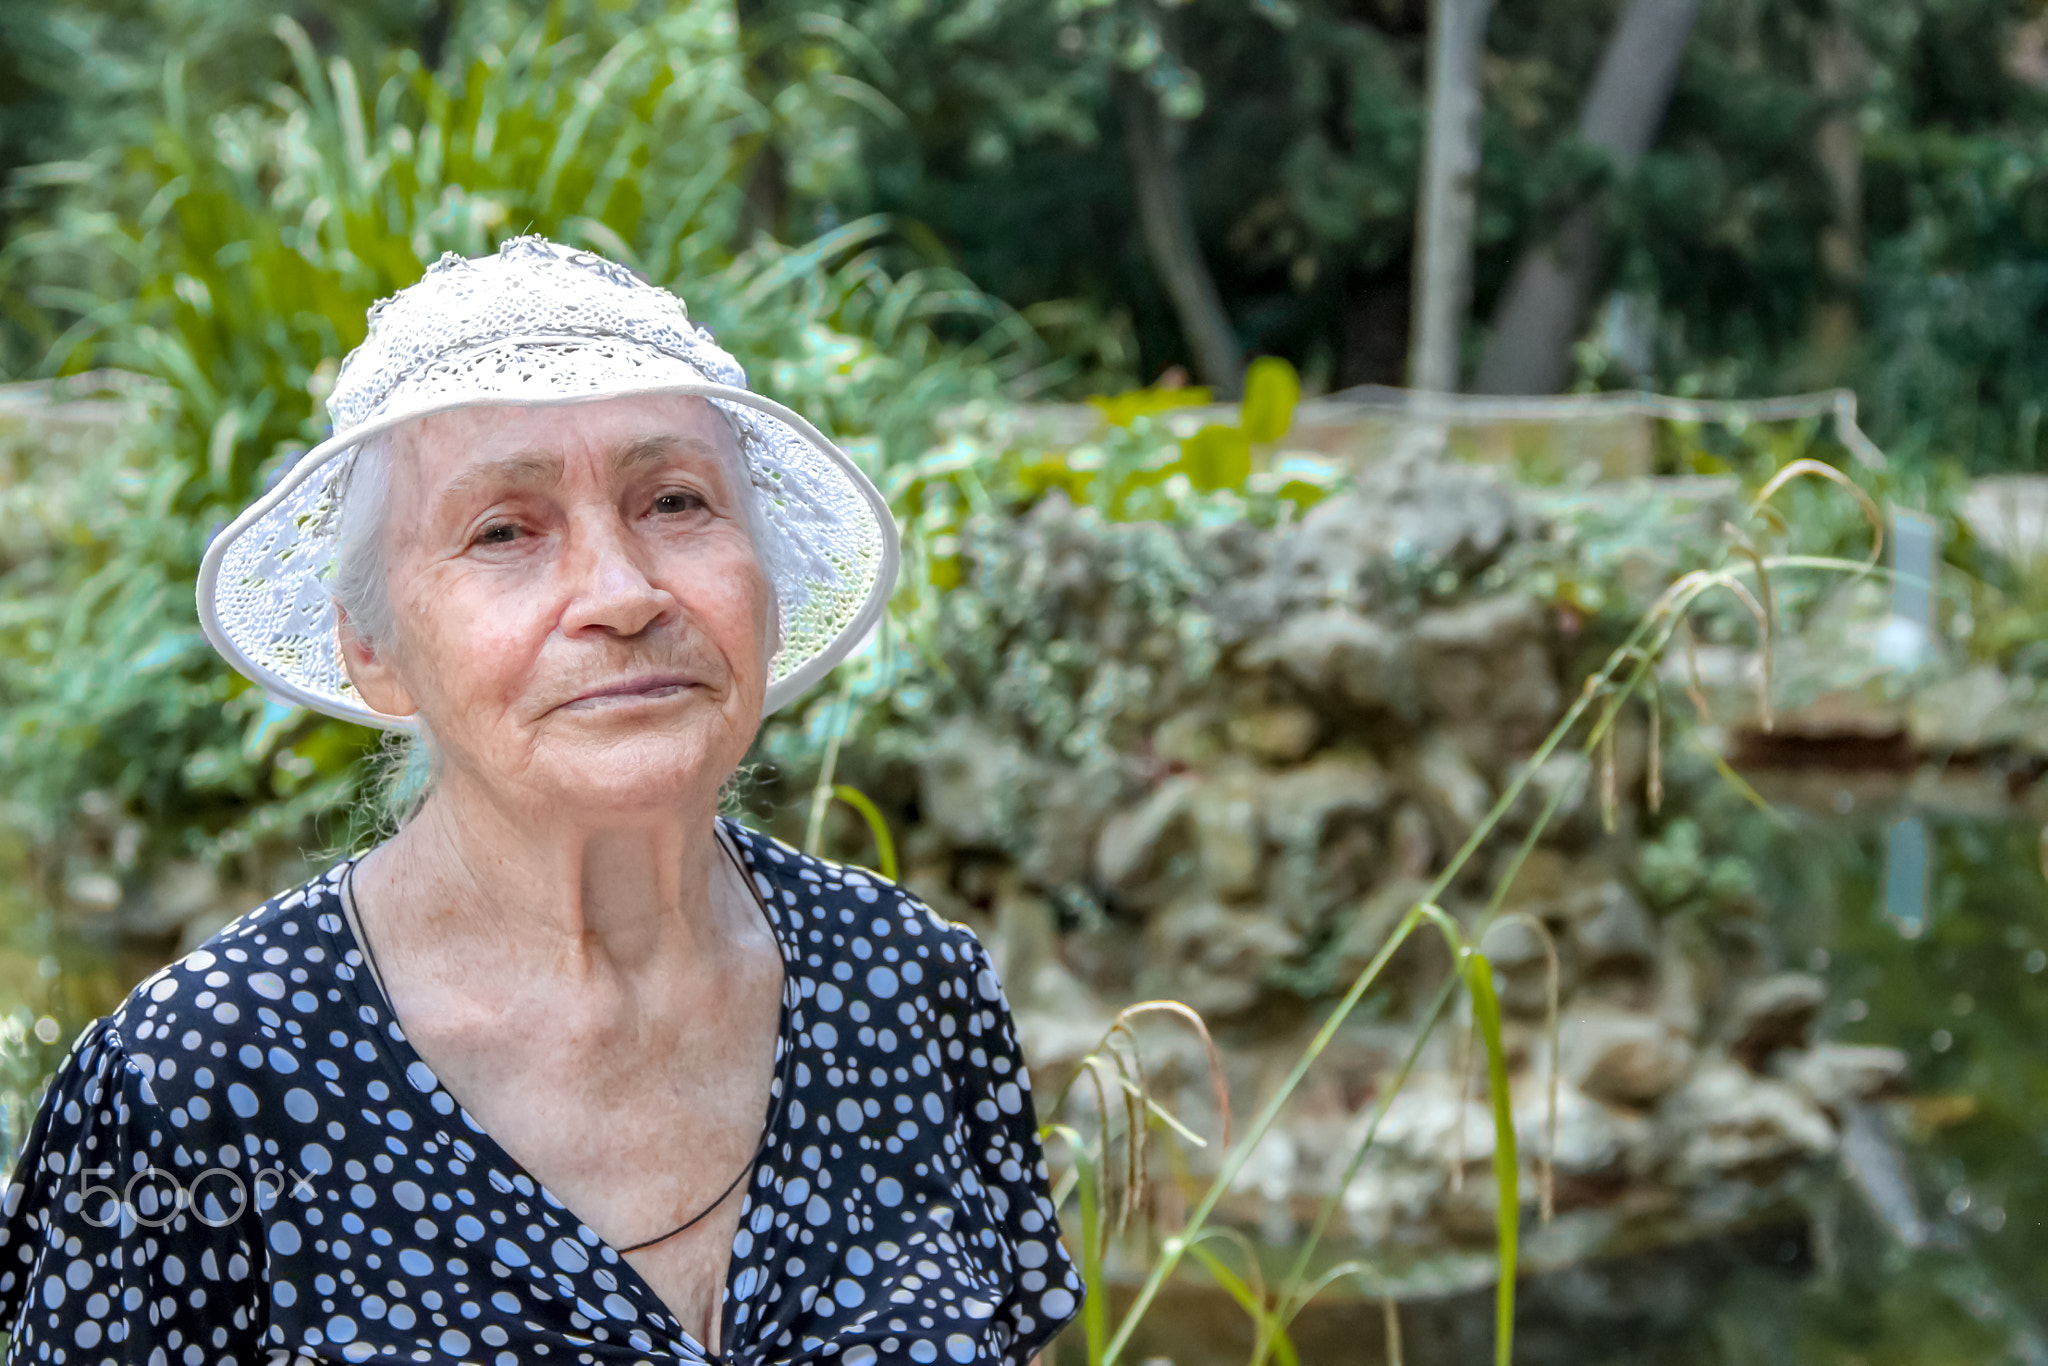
top-left (1178, 424), bottom-right (1252, 493)
top-left (1240, 356), bottom-right (1301, 443)
top-left (1088, 385), bottom-right (1213, 428)
top-left (1275, 478), bottom-right (1329, 511)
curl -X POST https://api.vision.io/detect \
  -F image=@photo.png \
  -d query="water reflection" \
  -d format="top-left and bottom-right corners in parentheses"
top-left (1882, 814), bottom-right (1931, 938)
top-left (1728, 809), bottom-right (2048, 1366)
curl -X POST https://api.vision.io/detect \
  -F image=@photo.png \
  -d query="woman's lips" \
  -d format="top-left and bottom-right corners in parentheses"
top-left (557, 674), bottom-right (701, 712)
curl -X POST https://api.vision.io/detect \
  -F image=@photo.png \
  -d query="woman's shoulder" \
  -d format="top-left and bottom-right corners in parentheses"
top-left (0, 866), bottom-right (354, 1196)
top-left (725, 819), bottom-right (994, 972)
top-left (101, 862), bottom-right (361, 1101)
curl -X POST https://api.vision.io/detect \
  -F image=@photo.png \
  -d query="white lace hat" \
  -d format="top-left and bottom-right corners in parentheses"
top-left (197, 236), bottom-right (899, 730)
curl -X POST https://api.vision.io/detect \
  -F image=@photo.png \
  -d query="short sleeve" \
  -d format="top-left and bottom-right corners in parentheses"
top-left (1, 1017), bottom-right (268, 1364)
top-left (947, 932), bottom-right (1086, 1364)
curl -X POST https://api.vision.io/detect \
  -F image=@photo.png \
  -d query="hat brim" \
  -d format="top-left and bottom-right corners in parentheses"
top-left (198, 370), bottom-right (898, 732)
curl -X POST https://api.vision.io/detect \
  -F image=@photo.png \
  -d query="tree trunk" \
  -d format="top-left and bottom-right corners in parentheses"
top-left (1810, 21), bottom-right (1868, 365)
top-left (1123, 86), bottom-right (1244, 396)
top-left (1407, 0), bottom-right (1494, 393)
top-left (1472, 0), bottom-right (1704, 394)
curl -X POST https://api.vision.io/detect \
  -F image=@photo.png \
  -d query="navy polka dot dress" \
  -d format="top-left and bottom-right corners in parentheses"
top-left (0, 821), bottom-right (1082, 1364)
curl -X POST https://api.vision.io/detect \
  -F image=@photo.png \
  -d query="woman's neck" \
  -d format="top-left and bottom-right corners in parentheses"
top-left (357, 775), bottom-right (742, 985)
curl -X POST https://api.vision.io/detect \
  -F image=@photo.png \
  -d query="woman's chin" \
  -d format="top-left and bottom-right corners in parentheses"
top-left (522, 726), bottom-right (751, 815)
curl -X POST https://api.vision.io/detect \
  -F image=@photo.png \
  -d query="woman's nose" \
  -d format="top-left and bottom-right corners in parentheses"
top-left (559, 517), bottom-right (675, 639)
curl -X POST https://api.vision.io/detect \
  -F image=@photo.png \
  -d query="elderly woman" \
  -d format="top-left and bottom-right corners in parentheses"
top-left (0, 238), bottom-right (1081, 1365)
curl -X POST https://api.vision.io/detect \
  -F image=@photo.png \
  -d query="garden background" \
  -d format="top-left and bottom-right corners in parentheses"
top-left (3, 0), bottom-right (2048, 1361)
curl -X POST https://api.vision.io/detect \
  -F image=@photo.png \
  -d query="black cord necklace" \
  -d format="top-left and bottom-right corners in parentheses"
top-left (339, 827), bottom-right (781, 1257)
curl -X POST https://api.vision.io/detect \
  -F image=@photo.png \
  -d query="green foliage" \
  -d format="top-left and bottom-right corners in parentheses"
top-left (0, 0), bottom-right (1042, 965)
top-left (891, 357), bottom-right (1317, 600)
top-left (1087, 385), bottom-right (1213, 428)
top-left (1489, 0), bottom-right (2048, 475)
top-left (1962, 541), bottom-right (2048, 678)
top-left (750, 0), bottom-right (2048, 472)
top-left (17, 5), bottom-right (1033, 463)
top-left (0, 0), bottom-right (473, 375)
top-left (746, 0), bottom-right (1427, 388)
top-left (1855, 132), bottom-right (2048, 472)
top-left (1637, 816), bottom-right (1761, 917)
top-left (1611, 0), bottom-right (2048, 472)
top-left (1237, 357), bottom-right (1301, 444)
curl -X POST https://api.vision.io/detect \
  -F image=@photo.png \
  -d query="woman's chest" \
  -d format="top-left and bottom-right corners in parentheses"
top-left (399, 973), bottom-right (785, 1244)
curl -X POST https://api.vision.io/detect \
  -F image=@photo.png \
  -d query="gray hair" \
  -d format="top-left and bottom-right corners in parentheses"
top-left (330, 428), bottom-right (431, 832)
top-left (332, 429), bottom-right (399, 653)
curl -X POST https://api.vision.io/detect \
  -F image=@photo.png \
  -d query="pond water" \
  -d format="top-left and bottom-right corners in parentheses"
top-left (1713, 801), bottom-right (2048, 1366)
top-left (1471, 798), bottom-right (2046, 1366)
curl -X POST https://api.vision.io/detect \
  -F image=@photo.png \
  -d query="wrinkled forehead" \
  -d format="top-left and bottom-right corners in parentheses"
top-left (388, 393), bottom-right (748, 499)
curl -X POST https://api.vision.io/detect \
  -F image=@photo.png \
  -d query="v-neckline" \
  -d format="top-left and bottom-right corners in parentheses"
top-left (320, 818), bottom-right (798, 1364)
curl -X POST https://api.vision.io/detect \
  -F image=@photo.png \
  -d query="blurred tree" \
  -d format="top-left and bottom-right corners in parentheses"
top-left (739, 0), bottom-right (1431, 394)
top-left (738, 0), bottom-right (2048, 469)
top-left (0, 2), bottom-right (91, 183)
top-left (1471, 0), bottom-right (1704, 394)
top-left (1123, 58), bottom-right (1245, 396)
top-left (1409, 0), bottom-right (1494, 393)
top-left (6, 2), bottom-right (2048, 453)
top-left (1612, 0), bottom-right (2048, 470)
top-left (0, 0), bottom-right (111, 369)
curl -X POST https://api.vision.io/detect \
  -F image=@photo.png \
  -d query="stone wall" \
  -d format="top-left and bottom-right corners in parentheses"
top-left (851, 454), bottom-right (1909, 1283)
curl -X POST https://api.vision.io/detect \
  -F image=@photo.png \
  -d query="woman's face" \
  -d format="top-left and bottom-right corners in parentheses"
top-left (339, 394), bottom-right (775, 820)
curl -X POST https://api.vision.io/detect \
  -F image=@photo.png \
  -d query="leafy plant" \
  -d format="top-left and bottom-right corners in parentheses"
top-left (0, 0), bottom-right (1042, 930)
top-left (889, 355), bottom-right (1324, 601)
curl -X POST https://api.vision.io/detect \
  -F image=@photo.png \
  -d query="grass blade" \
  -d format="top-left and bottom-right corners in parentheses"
top-left (830, 784), bottom-right (897, 881)
top-left (1463, 951), bottom-right (1519, 1366)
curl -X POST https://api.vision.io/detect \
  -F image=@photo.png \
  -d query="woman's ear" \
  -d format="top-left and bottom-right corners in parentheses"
top-left (336, 606), bottom-right (420, 720)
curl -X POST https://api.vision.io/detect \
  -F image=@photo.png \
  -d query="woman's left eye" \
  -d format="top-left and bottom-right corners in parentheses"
top-left (653, 491), bottom-right (707, 515)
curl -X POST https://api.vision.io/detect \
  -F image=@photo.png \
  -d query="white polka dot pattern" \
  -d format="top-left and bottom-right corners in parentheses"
top-left (0, 821), bottom-right (1082, 1364)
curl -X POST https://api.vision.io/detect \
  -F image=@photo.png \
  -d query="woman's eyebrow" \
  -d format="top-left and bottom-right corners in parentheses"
top-left (434, 434), bottom-right (725, 513)
top-left (610, 433), bottom-right (724, 472)
top-left (436, 452), bottom-right (562, 509)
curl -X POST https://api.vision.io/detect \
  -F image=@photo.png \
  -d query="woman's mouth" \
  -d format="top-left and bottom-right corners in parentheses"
top-left (557, 674), bottom-right (701, 712)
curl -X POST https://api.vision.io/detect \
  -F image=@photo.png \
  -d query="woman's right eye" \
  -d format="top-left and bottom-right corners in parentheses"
top-left (475, 523), bottom-right (519, 545)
